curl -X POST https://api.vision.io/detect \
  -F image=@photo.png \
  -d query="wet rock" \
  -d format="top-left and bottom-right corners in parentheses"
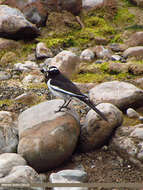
top-left (0, 5), bottom-right (39, 39)
top-left (36, 42), bottom-right (53, 59)
top-left (79, 103), bottom-right (123, 152)
top-left (0, 153), bottom-right (27, 177)
top-left (44, 50), bottom-right (79, 78)
top-left (126, 108), bottom-right (139, 118)
top-left (89, 81), bottom-right (143, 110)
top-left (123, 46), bottom-right (143, 58)
top-left (80, 49), bottom-right (95, 62)
top-left (18, 99), bottom-right (80, 172)
top-left (0, 111), bottom-right (18, 153)
top-left (0, 71), bottom-right (11, 80)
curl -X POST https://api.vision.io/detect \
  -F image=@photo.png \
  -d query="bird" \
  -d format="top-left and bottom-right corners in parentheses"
top-left (41, 66), bottom-right (108, 122)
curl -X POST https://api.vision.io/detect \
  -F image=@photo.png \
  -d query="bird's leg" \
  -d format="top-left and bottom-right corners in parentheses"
top-left (55, 100), bottom-right (67, 113)
top-left (55, 99), bottom-right (72, 113)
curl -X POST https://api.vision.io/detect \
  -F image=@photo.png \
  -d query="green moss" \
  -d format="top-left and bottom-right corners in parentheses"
top-left (111, 33), bottom-right (123, 43)
top-left (0, 99), bottom-right (13, 107)
top-left (26, 83), bottom-right (48, 89)
top-left (114, 8), bottom-right (135, 27)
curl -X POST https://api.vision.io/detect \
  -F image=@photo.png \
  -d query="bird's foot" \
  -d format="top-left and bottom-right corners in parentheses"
top-left (54, 105), bottom-right (70, 113)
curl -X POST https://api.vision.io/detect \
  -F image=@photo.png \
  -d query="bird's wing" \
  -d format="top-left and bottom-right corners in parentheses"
top-left (49, 79), bottom-right (86, 98)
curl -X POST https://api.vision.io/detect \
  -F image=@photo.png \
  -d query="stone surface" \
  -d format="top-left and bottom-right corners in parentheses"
top-left (80, 49), bottom-right (95, 62)
top-left (92, 46), bottom-right (111, 59)
top-left (126, 108), bottom-right (139, 118)
top-left (79, 103), bottom-right (123, 152)
top-left (0, 153), bottom-right (27, 177)
top-left (89, 81), bottom-right (143, 110)
top-left (0, 38), bottom-right (20, 50)
top-left (131, 0), bottom-right (143, 7)
top-left (123, 46), bottom-right (143, 57)
top-left (22, 73), bottom-right (44, 84)
top-left (82, 0), bottom-right (105, 9)
top-left (44, 50), bottom-right (79, 78)
top-left (0, 111), bottom-right (18, 153)
top-left (14, 61), bottom-right (38, 72)
top-left (18, 99), bottom-right (80, 172)
top-left (2, 0), bottom-right (82, 26)
top-left (125, 32), bottom-right (143, 47)
top-left (110, 124), bottom-right (143, 169)
top-left (0, 5), bottom-right (39, 39)
top-left (36, 42), bottom-right (53, 59)
top-left (0, 71), bottom-right (11, 80)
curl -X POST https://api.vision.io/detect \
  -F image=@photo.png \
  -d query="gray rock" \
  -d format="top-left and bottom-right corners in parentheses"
top-left (0, 153), bottom-right (27, 177)
top-left (0, 111), bottom-right (18, 153)
top-left (0, 5), bottom-right (39, 39)
top-left (123, 46), bottom-right (143, 58)
top-left (82, 0), bottom-right (104, 9)
top-left (139, 116), bottom-right (143, 123)
top-left (80, 49), bottom-right (95, 62)
top-left (111, 54), bottom-right (122, 61)
top-left (49, 173), bottom-right (88, 190)
top-left (57, 169), bottom-right (88, 182)
top-left (126, 108), bottom-right (139, 118)
top-left (79, 103), bottom-right (123, 152)
top-left (18, 99), bottom-right (80, 172)
top-left (89, 81), bottom-right (143, 110)
top-left (14, 61), bottom-right (38, 72)
top-left (44, 50), bottom-right (79, 78)
top-left (92, 46), bottom-right (111, 59)
top-left (36, 42), bottom-right (53, 59)
top-left (0, 165), bottom-right (44, 190)
top-left (110, 124), bottom-right (143, 170)
top-left (0, 71), bottom-right (11, 80)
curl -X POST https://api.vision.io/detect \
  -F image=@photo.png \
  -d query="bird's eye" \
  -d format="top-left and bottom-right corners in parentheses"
top-left (40, 68), bottom-right (47, 73)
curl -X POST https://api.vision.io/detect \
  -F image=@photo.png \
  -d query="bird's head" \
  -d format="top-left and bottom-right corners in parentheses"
top-left (40, 66), bottom-right (60, 79)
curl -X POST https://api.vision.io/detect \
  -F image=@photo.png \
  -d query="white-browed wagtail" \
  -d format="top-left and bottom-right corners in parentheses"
top-left (41, 66), bottom-right (108, 122)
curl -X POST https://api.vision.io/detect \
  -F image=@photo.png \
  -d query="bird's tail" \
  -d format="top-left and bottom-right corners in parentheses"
top-left (82, 97), bottom-right (108, 122)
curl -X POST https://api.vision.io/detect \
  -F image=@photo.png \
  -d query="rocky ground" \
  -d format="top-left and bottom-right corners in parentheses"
top-left (1, 0), bottom-right (143, 189)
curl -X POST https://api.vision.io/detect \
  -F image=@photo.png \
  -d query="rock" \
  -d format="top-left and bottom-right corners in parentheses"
top-left (36, 42), bottom-right (53, 59)
top-left (0, 71), bottom-right (11, 80)
top-left (123, 46), bottom-right (143, 58)
top-left (135, 77), bottom-right (143, 88)
top-left (126, 108), bottom-right (139, 118)
top-left (92, 46), bottom-right (111, 59)
top-left (110, 124), bottom-right (143, 169)
top-left (125, 32), bottom-right (143, 47)
top-left (18, 99), bottom-right (80, 172)
top-left (0, 153), bottom-right (27, 177)
top-left (49, 172), bottom-right (88, 190)
top-left (139, 116), bottom-right (143, 123)
top-left (89, 81), bottom-right (143, 110)
top-left (75, 83), bottom-right (95, 93)
top-left (108, 62), bottom-right (128, 73)
top-left (1, 52), bottom-right (17, 65)
top-left (0, 111), bottom-right (18, 153)
top-left (0, 5), bottom-right (39, 39)
top-left (57, 169), bottom-right (88, 182)
top-left (82, 0), bottom-right (105, 9)
top-left (22, 73), bottom-right (44, 84)
top-left (108, 43), bottom-right (126, 52)
top-left (0, 38), bottom-right (20, 50)
top-left (2, 0), bottom-right (82, 26)
top-left (131, 0), bottom-right (143, 7)
top-left (111, 54), bottom-right (122, 61)
top-left (128, 63), bottom-right (143, 75)
top-left (79, 103), bottom-right (123, 152)
top-left (15, 92), bottom-right (39, 105)
top-left (0, 165), bottom-right (43, 189)
top-left (80, 49), bottom-right (95, 62)
top-left (14, 61), bottom-right (38, 72)
top-left (44, 50), bottom-right (79, 78)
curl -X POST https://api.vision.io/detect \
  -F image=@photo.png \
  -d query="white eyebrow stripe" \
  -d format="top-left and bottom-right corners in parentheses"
top-left (48, 80), bottom-right (85, 98)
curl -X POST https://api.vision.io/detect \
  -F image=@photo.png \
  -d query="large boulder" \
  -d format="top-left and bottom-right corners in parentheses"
top-left (79, 103), bottom-right (123, 152)
top-left (123, 46), bottom-right (143, 57)
top-left (2, 0), bottom-right (82, 26)
top-left (18, 99), bottom-right (80, 172)
top-left (89, 81), bottom-right (143, 110)
top-left (44, 50), bottom-right (79, 78)
top-left (0, 5), bottom-right (39, 39)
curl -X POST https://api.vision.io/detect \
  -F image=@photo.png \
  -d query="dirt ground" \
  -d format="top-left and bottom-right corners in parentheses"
top-left (46, 145), bottom-right (143, 190)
